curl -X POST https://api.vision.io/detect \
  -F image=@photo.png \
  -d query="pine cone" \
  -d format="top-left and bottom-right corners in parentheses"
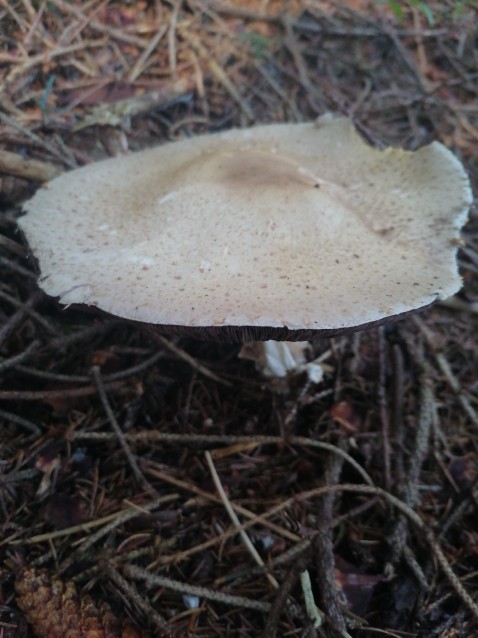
top-left (15, 567), bottom-right (149, 638)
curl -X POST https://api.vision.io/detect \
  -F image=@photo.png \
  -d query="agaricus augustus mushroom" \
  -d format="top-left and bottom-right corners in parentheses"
top-left (18, 114), bottom-right (472, 342)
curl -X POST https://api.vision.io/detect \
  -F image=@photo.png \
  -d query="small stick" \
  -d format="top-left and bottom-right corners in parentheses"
top-left (0, 235), bottom-right (28, 258)
top-left (391, 342), bottom-right (405, 480)
top-left (50, 0), bottom-right (148, 47)
top-left (412, 7), bottom-right (429, 80)
top-left (57, 494), bottom-right (178, 573)
top-left (300, 569), bottom-right (323, 629)
top-left (167, 0), bottom-right (180, 79)
top-left (0, 290), bottom-right (44, 348)
top-left (388, 372), bottom-right (433, 585)
top-left (378, 327), bottom-right (392, 491)
top-left (123, 564), bottom-right (271, 613)
top-left (16, 349), bottom-right (164, 385)
top-left (413, 316), bottom-right (478, 430)
top-left (253, 60), bottom-right (303, 122)
top-left (282, 15), bottom-right (324, 112)
top-left (149, 332), bottom-right (232, 387)
top-left (129, 24), bottom-right (168, 82)
top-left (205, 450), bottom-right (279, 590)
top-left (91, 365), bottom-right (156, 495)
top-left (5, 41), bottom-right (110, 95)
top-left (180, 29), bottom-right (254, 122)
top-left (0, 407), bottom-right (41, 436)
top-left (0, 380), bottom-right (126, 401)
top-left (0, 111), bottom-right (76, 168)
top-left (0, 289), bottom-right (58, 337)
top-left (8, 495), bottom-right (178, 546)
top-left (407, 380), bottom-right (434, 506)
top-left (0, 468), bottom-right (40, 486)
top-left (263, 560), bottom-right (303, 638)
top-left (0, 339), bottom-right (41, 374)
top-left (0, 148), bottom-right (61, 182)
top-left (313, 453), bottom-right (348, 634)
top-left (79, 431), bottom-right (373, 486)
top-left (0, 254), bottom-right (36, 276)
top-left (103, 562), bottom-right (172, 637)
top-left (440, 296), bottom-right (478, 315)
top-left (74, 79), bottom-right (194, 130)
top-left (46, 321), bottom-right (121, 352)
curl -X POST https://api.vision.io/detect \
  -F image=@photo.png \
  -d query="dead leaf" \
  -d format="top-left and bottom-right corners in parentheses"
top-left (330, 400), bottom-right (362, 432)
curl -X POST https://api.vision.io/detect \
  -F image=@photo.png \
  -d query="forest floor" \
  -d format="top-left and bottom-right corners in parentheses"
top-left (1, 1), bottom-right (478, 636)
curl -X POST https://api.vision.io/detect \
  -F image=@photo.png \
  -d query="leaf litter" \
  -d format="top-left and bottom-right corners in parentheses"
top-left (1, 1), bottom-right (478, 636)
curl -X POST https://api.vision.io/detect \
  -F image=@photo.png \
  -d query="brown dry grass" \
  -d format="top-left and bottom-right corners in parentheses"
top-left (1, 1), bottom-right (478, 637)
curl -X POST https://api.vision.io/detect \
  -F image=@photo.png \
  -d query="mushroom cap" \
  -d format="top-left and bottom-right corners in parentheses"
top-left (19, 114), bottom-right (472, 342)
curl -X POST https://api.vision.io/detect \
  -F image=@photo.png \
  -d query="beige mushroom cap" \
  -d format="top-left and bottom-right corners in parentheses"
top-left (19, 114), bottom-right (472, 341)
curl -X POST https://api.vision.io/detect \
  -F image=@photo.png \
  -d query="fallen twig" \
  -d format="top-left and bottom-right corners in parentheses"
top-left (413, 316), bottom-right (478, 431)
top-left (123, 564), bottom-right (272, 613)
top-left (0, 148), bottom-right (62, 182)
top-left (148, 332), bottom-right (232, 387)
top-left (103, 561), bottom-right (172, 637)
top-left (91, 365), bottom-right (156, 495)
top-left (180, 28), bottom-right (255, 122)
top-left (79, 430), bottom-right (374, 485)
top-left (205, 450), bottom-right (279, 590)
top-left (57, 494), bottom-right (179, 573)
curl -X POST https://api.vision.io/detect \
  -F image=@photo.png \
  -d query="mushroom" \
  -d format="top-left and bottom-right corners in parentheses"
top-left (18, 114), bottom-right (472, 343)
top-left (239, 340), bottom-right (325, 383)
